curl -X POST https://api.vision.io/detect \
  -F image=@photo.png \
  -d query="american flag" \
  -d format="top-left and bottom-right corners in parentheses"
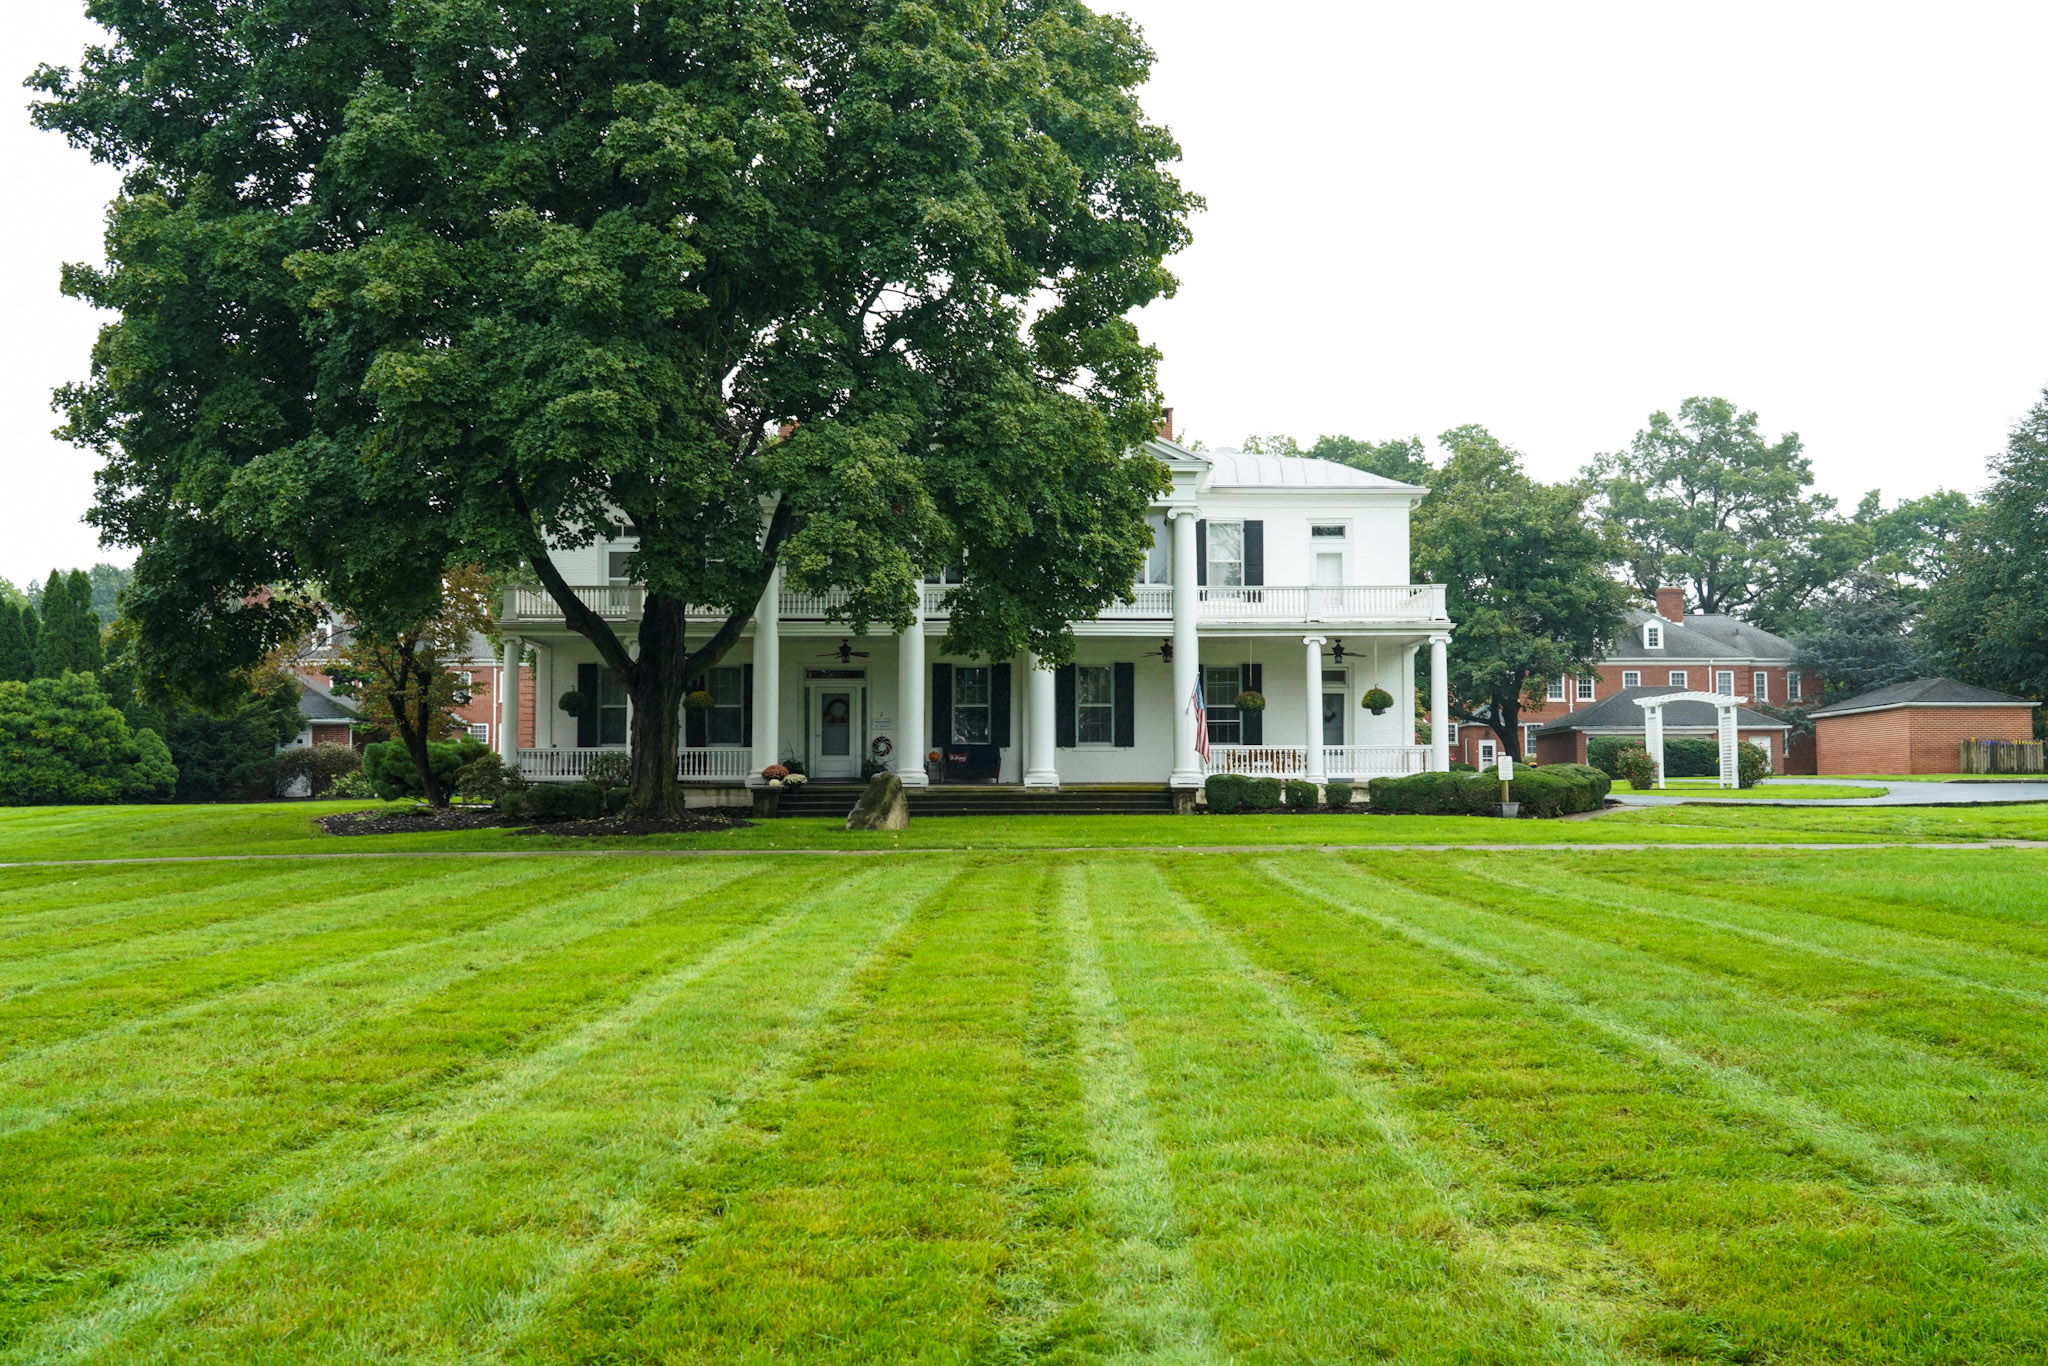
top-left (1191, 682), bottom-right (1210, 764)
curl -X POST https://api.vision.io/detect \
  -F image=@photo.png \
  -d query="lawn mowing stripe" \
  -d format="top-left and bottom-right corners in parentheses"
top-left (1182, 855), bottom-right (2048, 1364)
top-left (1056, 863), bottom-right (1229, 1366)
top-left (1269, 857), bottom-right (2048, 1260)
top-left (0, 862), bottom-right (336, 936)
top-left (47, 863), bottom-right (945, 1365)
top-left (0, 859), bottom-right (702, 1112)
top-left (1468, 855), bottom-right (2048, 1007)
top-left (0, 861), bottom-right (800, 1347)
top-left (1089, 857), bottom-right (1640, 1365)
top-left (510, 859), bottom-right (1053, 1365)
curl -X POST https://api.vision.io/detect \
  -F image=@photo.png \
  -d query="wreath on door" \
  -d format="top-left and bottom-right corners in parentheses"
top-left (823, 698), bottom-right (851, 726)
top-left (871, 736), bottom-right (894, 759)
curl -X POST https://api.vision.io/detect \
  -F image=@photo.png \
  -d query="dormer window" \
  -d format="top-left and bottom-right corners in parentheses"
top-left (1643, 622), bottom-right (1664, 650)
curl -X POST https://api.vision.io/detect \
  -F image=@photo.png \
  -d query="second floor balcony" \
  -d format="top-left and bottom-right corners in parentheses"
top-left (501, 580), bottom-right (1448, 629)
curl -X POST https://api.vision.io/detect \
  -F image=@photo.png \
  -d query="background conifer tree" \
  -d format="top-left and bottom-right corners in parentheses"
top-left (0, 606), bottom-right (31, 683)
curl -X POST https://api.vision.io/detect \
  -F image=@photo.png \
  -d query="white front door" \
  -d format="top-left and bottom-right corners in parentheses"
top-left (808, 685), bottom-right (865, 779)
top-left (1478, 739), bottom-right (1497, 766)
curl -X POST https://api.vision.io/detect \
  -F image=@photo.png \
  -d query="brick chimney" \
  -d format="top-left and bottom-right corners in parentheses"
top-left (1653, 586), bottom-right (1686, 624)
top-left (1157, 406), bottom-right (1175, 442)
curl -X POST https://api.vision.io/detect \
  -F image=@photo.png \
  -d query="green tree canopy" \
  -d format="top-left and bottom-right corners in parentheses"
top-left (1591, 397), bottom-right (1849, 629)
top-left (85, 563), bottom-right (133, 626)
top-left (0, 578), bottom-right (26, 610)
top-left (1311, 435), bottom-right (1433, 485)
top-left (1792, 571), bottom-right (1927, 704)
top-left (40, 0), bottom-right (1195, 817)
top-left (1847, 488), bottom-right (1973, 600)
top-left (1413, 426), bottom-right (1634, 759)
top-left (1924, 392), bottom-right (2048, 708)
top-left (31, 568), bottom-right (103, 678)
top-left (0, 673), bottom-right (174, 805)
top-left (0, 607), bottom-right (31, 684)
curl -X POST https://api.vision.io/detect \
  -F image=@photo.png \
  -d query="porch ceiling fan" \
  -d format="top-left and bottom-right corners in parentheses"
top-left (1140, 637), bottom-right (1174, 662)
top-left (1327, 638), bottom-right (1348, 663)
top-left (817, 639), bottom-right (871, 664)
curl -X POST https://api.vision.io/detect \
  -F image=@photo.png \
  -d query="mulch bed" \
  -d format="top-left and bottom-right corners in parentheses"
top-left (318, 806), bottom-right (754, 838)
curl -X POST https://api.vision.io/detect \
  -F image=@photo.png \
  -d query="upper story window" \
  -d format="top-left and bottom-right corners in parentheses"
top-left (1547, 677), bottom-right (1567, 702)
top-left (1669, 670), bottom-right (1686, 687)
top-left (1752, 671), bottom-right (1768, 701)
top-left (1576, 677), bottom-right (1595, 701)
top-left (1788, 673), bottom-right (1803, 702)
top-left (1622, 670), bottom-right (1641, 689)
top-left (705, 667), bottom-right (746, 745)
top-left (924, 562), bottom-right (966, 585)
top-left (1715, 670), bottom-right (1735, 696)
top-left (606, 549), bottom-right (634, 585)
top-left (1643, 622), bottom-right (1664, 650)
top-left (1141, 513), bottom-right (1171, 585)
top-left (1206, 522), bottom-right (1244, 587)
top-left (1075, 666), bottom-right (1116, 744)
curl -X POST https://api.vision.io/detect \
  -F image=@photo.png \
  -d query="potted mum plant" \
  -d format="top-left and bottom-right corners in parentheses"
top-left (1360, 687), bottom-right (1394, 716)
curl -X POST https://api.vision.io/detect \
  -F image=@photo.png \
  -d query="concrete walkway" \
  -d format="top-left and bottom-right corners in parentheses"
top-left (1610, 777), bottom-right (2048, 807)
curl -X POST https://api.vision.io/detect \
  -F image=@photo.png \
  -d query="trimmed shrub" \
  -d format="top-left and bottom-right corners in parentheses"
top-left (1283, 779), bottom-right (1318, 810)
top-left (1369, 762), bottom-right (1606, 818)
top-left (1587, 734), bottom-right (1718, 778)
top-left (605, 787), bottom-right (632, 815)
top-left (1544, 763), bottom-right (1613, 802)
top-left (129, 728), bottom-right (179, 802)
top-left (1736, 740), bottom-right (1771, 788)
top-left (1615, 746), bottom-right (1657, 790)
top-left (1244, 777), bottom-right (1283, 810)
top-left (454, 755), bottom-right (525, 802)
top-left (524, 781), bottom-right (606, 821)
top-left (1449, 760), bottom-right (1477, 773)
top-left (273, 741), bottom-right (363, 797)
top-left (1203, 773), bottom-right (1251, 813)
top-left (1367, 770), bottom-right (1466, 814)
top-left (361, 736), bottom-right (492, 800)
top-left (583, 750), bottom-right (632, 791)
top-left (0, 674), bottom-right (178, 805)
top-left (327, 770), bottom-right (376, 799)
top-left (1324, 780), bottom-right (1354, 807)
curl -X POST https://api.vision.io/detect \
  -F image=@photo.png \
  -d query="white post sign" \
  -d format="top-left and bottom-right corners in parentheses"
top-left (1496, 753), bottom-right (1514, 783)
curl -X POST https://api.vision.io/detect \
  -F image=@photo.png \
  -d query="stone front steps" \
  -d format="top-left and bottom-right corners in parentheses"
top-left (774, 784), bottom-right (1177, 818)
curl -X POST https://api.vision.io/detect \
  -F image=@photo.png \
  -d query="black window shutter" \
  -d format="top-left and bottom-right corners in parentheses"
top-left (992, 663), bottom-right (1012, 747)
top-left (576, 663), bottom-right (599, 747)
top-left (931, 663), bottom-right (951, 749)
top-left (1055, 665), bottom-right (1077, 748)
top-left (742, 664), bottom-right (754, 747)
top-left (1113, 663), bottom-right (1135, 748)
top-left (685, 674), bottom-right (707, 748)
top-left (1195, 520), bottom-right (1208, 586)
top-left (1242, 662), bottom-right (1263, 744)
top-left (1244, 521), bottom-right (1264, 586)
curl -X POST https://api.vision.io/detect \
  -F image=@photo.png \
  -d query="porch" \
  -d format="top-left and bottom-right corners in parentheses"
top-left (1205, 744), bottom-right (1430, 780)
top-left (517, 746), bottom-right (753, 782)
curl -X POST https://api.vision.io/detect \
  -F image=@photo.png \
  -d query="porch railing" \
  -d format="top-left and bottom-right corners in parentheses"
top-left (516, 747), bottom-right (752, 782)
top-left (1206, 744), bottom-right (1430, 779)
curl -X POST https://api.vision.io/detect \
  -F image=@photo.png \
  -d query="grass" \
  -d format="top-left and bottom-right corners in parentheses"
top-left (5, 807), bottom-right (2048, 1360)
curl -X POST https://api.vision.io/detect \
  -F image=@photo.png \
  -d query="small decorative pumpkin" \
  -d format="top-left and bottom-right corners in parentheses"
top-left (1361, 687), bottom-right (1395, 716)
top-left (684, 689), bottom-right (717, 712)
top-left (1234, 689), bottom-right (1267, 712)
top-left (557, 689), bottom-right (587, 716)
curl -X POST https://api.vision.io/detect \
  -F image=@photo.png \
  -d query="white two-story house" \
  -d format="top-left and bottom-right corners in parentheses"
top-left (490, 436), bottom-right (1457, 798)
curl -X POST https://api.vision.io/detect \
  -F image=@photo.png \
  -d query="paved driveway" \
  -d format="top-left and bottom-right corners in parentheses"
top-left (1609, 777), bottom-right (2048, 807)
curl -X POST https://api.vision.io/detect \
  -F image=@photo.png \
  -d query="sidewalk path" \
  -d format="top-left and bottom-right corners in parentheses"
top-left (1609, 777), bottom-right (2048, 807)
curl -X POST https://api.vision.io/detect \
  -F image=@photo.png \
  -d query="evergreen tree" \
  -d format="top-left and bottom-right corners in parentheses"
top-left (0, 606), bottom-right (30, 683)
top-left (66, 570), bottom-right (104, 673)
top-left (32, 570), bottom-right (73, 677)
top-left (20, 602), bottom-right (38, 663)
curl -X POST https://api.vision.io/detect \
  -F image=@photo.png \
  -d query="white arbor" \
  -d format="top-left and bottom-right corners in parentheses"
top-left (1633, 691), bottom-right (1747, 789)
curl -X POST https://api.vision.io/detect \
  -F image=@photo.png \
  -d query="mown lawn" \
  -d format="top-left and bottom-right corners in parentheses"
top-left (5, 811), bottom-right (2048, 1362)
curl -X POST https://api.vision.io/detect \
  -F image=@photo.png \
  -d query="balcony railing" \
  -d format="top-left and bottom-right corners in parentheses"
top-left (1206, 744), bottom-right (1431, 779)
top-left (516, 746), bottom-right (753, 783)
top-left (503, 582), bottom-right (1446, 627)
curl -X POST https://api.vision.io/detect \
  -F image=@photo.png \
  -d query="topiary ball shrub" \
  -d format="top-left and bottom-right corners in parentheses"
top-left (1283, 778), bottom-right (1318, 810)
top-left (583, 750), bottom-right (632, 791)
top-left (1243, 777), bottom-right (1284, 810)
top-left (1203, 773), bottom-right (1250, 813)
top-left (1360, 687), bottom-right (1394, 715)
top-left (1324, 780), bottom-right (1354, 807)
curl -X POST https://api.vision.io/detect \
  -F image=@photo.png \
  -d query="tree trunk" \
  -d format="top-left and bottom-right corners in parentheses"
top-left (624, 593), bottom-right (692, 819)
top-left (384, 649), bottom-right (447, 807)
top-left (1493, 694), bottom-right (1524, 761)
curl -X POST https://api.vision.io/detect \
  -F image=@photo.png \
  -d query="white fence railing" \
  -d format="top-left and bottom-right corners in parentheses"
top-left (517, 747), bottom-right (752, 783)
top-left (1206, 744), bottom-right (1431, 779)
top-left (506, 582), bottom-right (1447, 627)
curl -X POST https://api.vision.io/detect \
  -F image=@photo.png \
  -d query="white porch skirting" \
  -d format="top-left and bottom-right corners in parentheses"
top-left (518, 747), bottom-right (753, 782)
top-left (1207, 744), bottom-right (1429, 779)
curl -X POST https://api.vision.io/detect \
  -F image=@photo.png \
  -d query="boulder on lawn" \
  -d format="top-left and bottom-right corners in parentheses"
top-left (845, 772), bottom-right (909, 831)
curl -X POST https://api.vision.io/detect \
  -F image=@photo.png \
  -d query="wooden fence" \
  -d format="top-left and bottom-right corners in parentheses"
top-left (1960, 739), bottom-right (2046, 774)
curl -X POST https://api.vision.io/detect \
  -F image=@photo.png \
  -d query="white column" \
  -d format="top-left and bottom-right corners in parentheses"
top-left (1169, 508), bottom-right (1204, 787)
top-left (1428, 634), bottom-right (1449, 772)
top-left (1024, 651), bottom-right (1059, 787)
top-left (498, 636), bottom-right (522, 764)
top-left (750, 568), bottom-right (780, 783)
top-left (1303, 636), bottom-right (1327, 784)
top-left (895, 584), bottom-right (928, 787)
top-left (1645, 702), bottom-right (1667, 789)
top-left (1718, 700), bottom-right (1739, 788)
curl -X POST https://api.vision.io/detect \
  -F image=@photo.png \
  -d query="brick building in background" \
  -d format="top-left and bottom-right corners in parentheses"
top-left (285, 626), bottom-right (511, 751)
top-left (1809, 678), bottom-right (2038, 775)
top-left (1448, 586), bottom-right (1823, 774)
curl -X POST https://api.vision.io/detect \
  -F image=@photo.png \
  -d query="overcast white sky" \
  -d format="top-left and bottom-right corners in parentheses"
top-left (5, 2), bottom-right (2043, 589)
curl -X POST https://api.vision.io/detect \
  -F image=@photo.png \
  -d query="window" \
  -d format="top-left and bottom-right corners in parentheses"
top-left (607, 549), bottom-right (634, 585)
top-left (1547, 676), bottom-right (1567, 702)
top-left (1622, 670), bottom-right (1641, 689)
top-left (1576, 677), bottom-right (1595, 701)
top-left (951, 665), bottom-right (991, 744)
top-left (1445, 722), bottom-right (1459, 744)
top-left (1311, 524), bottom-right (1348, 539)
top-left (1075, 665), bottom-right (1115, 744)
top-left (1752, 671), bottom-right (1768, 701)
top-left (595, 670), bottom-right (628, 746)
top-left (1715, 670), bottom-right (1735, 696)
top-left (1643, 622), bottom-right (1664, 649)
top-left (1789, 673), bottom-right (1802, 702)
top-left (468, 722), bottom-right (491, 743)
top-left (1141, 513), bottom-right (1171, 584)
top-left (1669, 670), bottom-right (1687, 688)
top-left (1206, 522), bottom-right (1244, 587)
top-left (705, 666), bottom-right (746, 745)
top-left (1204, 665), bottom-right (1242, 744)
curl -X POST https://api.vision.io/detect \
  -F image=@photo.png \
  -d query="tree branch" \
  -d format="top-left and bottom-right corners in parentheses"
top-left (680, 496), bottom-right (796, 680)
top-left (503, 477), bottom-right (635, 678)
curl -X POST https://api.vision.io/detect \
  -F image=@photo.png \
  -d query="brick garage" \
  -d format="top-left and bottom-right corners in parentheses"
top-left (1810, 678), bottom-right (2038, 775)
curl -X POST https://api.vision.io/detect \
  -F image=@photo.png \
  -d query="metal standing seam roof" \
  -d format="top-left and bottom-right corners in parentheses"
top-left (1531, 685), bottom-right (1790, 735)
top-left (1192, 448), bottom-right (1425, 492)
top-left (1809, 677), bottom-right (2038, 718)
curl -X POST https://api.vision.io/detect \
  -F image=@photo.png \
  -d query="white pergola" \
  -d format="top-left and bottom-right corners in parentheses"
top-left (1633, 691), bottom-right (1747, 789)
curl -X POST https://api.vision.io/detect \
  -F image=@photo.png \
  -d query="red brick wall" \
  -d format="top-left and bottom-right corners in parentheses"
top-left (520, 668), bottom-right (537, 749)
top-left (1816, 706), bottom-right (2034, 774)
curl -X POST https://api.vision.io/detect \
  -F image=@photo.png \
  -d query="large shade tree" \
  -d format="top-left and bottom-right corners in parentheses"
top-left (39, 0), bottom-right (1195, 816)
top-left (1413, 426), bottom-right (1633, 760)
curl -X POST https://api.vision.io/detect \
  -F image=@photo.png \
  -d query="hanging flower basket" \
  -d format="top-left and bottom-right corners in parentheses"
top-left (557, 689), bottom-right (587, 717)
top-left (684, 689), bottom-right (717, 712)
top-left (1360, 687), bottom-right (1395, 716)
top-left (1234, 689), bottom-right (1267, 712)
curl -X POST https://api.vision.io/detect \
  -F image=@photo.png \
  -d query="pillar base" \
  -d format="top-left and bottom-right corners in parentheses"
top-left (1022, 770), bottom-right (1060, 789)
top-left (895, 768), bottom-right (930, 789)
top-left (1169, 768), bottom-right (1206, 790)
